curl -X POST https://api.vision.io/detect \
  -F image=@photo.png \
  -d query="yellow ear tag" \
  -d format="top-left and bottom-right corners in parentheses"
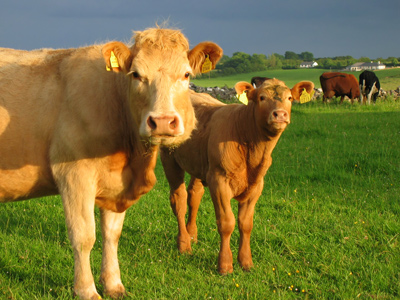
top-left (201, 54), bottom-right (213, 73)
top-left (110, 51), bottom-right (119, 69)
top-left (236, 92), bottom-right (248, 105)
top-left (299, 88), bottom-right (315, 104)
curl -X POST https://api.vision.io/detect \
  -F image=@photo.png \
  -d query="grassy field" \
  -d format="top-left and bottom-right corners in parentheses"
top-left (192, 67), bottom-right (400, 91)
top-left (1, 83), bottom-right (400, 299)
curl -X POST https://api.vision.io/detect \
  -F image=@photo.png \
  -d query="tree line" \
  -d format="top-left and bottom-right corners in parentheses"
top-left (201, 51), bottom-right (400, 78)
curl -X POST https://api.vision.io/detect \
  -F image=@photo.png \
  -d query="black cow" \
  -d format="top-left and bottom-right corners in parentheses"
top-left (359, 70), bottom-right (380, 105)
top-left (251, 76), bottom-right (271, 88)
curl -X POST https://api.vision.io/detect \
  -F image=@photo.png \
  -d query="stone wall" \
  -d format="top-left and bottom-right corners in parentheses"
top-left (190, 83), bottom-right (400, 102)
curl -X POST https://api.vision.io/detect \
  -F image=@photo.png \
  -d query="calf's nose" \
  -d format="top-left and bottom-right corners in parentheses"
top-left (271, 110), bottom-right (289, 123)
top-left (147, 114), bottom-right (182, 136)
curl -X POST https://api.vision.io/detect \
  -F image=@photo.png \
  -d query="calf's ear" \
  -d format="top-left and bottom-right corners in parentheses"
top-left (188, 42), bottom-right (223, 76)
top-left (291, 81), bottom-right (315, 101)
top-left (102, 42), bottom-right (133, 73)
top-left (235, 81), bottom-right (255, 99)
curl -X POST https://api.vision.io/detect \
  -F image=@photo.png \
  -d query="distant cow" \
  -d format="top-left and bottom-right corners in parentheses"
top-left (251, 76), bottom-right (315, 102)
top-left (251, 76), bottom-right (271, 88)
top-left (161, 79), bottom-right (313, 274)
top-left (0, 28), bottom-right (222, 299)
top-left (320, 72), bottom-right (360, 103)
top-left (359, 70), bottom-right (380, 105)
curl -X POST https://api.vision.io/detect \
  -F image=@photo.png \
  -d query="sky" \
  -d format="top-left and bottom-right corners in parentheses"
top-left (1, 0), bottom-right (399, 60)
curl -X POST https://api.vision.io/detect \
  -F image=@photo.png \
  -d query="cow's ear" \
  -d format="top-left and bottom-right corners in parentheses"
top-left (291, 81), bottom-right (315, 102)
top-left (188, 42), bottom-right (223, 76)
top-left (102, 42), bottom-right (133, 73)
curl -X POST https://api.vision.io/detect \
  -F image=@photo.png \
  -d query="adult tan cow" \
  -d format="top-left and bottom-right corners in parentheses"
top-left (161, 79), bottom-right (313, 274)
top-left (0, 27), bottom-right (222, 299)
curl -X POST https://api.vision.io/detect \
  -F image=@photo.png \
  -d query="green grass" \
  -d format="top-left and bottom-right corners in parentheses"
top-left (1, 100), bottom-right (400, 299)
top-left (193, 67), bottom-right (400, 91)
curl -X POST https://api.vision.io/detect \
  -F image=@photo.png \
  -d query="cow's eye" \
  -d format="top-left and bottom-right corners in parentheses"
top-left (132, 71), bottom-right (140, 79)
top-left (184, 72), bottom-right (190, 79)
top-left (260, 96), bottom-right (265, 101)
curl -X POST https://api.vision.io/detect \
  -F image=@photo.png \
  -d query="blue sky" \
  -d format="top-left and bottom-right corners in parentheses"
top-left (1, 0), bottom-right (399, 59)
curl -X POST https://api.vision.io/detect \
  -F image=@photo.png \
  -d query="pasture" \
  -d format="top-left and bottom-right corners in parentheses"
top-left (193, 67), bottom-right (400, 91)
top-left (1, 83), bottom-right (400, 299)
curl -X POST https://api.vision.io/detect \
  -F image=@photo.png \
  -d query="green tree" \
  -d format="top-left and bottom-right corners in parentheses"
top-left (285, 51), bottom-right (299, 60)
top-left (299, 51), bottom-right (314, 61)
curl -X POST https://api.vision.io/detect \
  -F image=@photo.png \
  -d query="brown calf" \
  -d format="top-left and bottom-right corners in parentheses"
top-left (251, 76), bottom-right (315, 102)
top-left (161, 79), bottom-right (313, 274)
top-left (0, 27), bottom-right (222, 299)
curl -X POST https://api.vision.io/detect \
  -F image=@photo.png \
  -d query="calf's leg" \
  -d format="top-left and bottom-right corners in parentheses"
top-left (186, 177), bottom-right (205, 243)
top-left (237, 192), bottom-right (260, 271)
top-left (209, 178), bottom-right (235, 274)
top-left (160, 152), bottom-right (192, 253)
top-left (100, 208), bottom-right (126, 298)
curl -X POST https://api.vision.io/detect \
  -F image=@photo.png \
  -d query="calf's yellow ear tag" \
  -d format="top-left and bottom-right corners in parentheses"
top-left (106, 51), bottom-right (119, 71)
top-left (201, 54), bottom-right (213, 73)
top-left (236, 92), bottom-right (249, 105)
top-left (299, 88), bottom-right (315, 104)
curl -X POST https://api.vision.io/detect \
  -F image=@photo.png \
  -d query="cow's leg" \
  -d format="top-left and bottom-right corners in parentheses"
top-left (100, 208), bottom-right (126, 298)
top-left (209, 176), bottom-right (235, 274)
top-left (57, 169), bottom-right (99, 300)
top-left (186, 177), bottom-right (205, 243)
top-left (160, 152), bottom-right (191, 253)
top-left (367, 82), bottom-right (377, 105)
top-left (237, 185), bottom-right (261, 271)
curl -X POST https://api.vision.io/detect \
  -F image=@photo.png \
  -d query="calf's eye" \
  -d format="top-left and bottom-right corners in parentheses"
top-left (132, 71), bottom-right (140, 79)
top-left (260, 96), bottom-right (265, 101)
top-left (184, 72), bottom-right (190, 79)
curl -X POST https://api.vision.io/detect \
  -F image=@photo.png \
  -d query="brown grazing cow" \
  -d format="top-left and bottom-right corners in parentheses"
top-left (161, 79), bottom-right (313, 274)
top-left (251, 76), bottom-right (315, 102)
top-left (0, 28), bottom-right (222, 299)
top-left (319, 72), bottom-right (360, 103)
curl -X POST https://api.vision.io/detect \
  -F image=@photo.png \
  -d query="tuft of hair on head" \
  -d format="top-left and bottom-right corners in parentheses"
top-left (130, 21), bottom-right (188, 51)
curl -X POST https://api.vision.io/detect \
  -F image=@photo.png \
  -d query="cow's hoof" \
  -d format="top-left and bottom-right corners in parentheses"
top-left (74, 290), bottom-right (102, 300)
top-left (104, 283), bottom-right (126, 299)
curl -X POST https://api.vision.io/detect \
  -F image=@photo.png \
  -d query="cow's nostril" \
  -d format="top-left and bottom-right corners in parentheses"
top-left (147, 116), bottom-right (157, 130)
top-left (169, 117), bottom-right (178, 130)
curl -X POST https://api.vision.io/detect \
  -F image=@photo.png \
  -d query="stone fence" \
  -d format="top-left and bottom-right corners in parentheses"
top-left (190, 83), bottom-right (400, 103)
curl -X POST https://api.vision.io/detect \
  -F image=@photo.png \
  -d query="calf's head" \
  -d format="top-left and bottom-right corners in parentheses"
top-left (235, 78), bottom-right (293, 136)
top-left (235, 79), bottom-right (314, 136)
top-left (102, 28), bottom-right (222, 146)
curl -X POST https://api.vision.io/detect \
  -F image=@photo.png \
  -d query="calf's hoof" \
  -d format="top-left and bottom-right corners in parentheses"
top-left (218, 264), bottom-right (234, 275)
top-left (177, 235), bottom-right (192, 253)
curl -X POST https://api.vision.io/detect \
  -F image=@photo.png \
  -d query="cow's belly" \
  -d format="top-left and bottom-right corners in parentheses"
top-left (0, 164), bottom-right (57, 202)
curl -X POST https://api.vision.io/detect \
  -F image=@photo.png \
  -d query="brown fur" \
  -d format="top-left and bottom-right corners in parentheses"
top-left (0, 28), bottom-right (222, 299)
top-left (251, 76), bottom-right (314, 102)
top-left (320, 72), bottom-right (360, 103)
top-left (161, 79), bottom-right (309, 274)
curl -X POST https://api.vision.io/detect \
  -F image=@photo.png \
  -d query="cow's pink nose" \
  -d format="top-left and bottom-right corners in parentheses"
top-left (147, 115), bottom-right (181, 136)
top-left (271, 110), bottom-right (289, 122)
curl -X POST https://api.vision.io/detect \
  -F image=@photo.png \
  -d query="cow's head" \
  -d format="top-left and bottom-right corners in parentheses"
top-left (102, 28), bottom-right (223, 146)
top-left (235, 79), bottom-right (293, 136)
